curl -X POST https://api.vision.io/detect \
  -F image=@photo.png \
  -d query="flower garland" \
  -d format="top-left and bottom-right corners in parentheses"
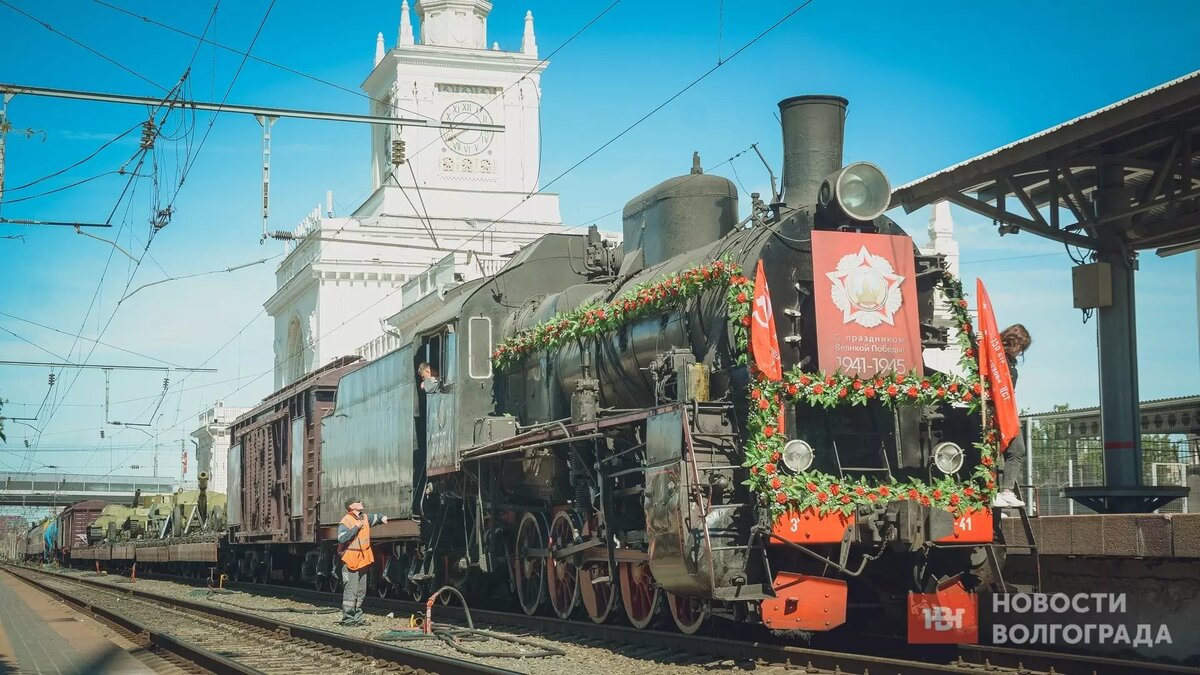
top-left (731, 267), bottom-right (1000, 518)
top-left (490, 258), bottom-right (999, 519)
top-left (491, 260), bottom-right (742, 371)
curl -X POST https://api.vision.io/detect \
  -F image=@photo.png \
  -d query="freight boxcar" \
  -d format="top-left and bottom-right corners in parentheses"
top-left (55, 500), bottom-right (107, 563)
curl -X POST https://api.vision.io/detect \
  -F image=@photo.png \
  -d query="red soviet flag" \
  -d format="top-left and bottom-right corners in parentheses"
top-left (752, 260), bottom-right (783, 382)
top-left (976, 279), bottom-right (1019, 448)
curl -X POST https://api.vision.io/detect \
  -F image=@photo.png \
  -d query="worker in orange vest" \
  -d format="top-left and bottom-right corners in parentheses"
top-left (337, 497), bottom-right (387, 625)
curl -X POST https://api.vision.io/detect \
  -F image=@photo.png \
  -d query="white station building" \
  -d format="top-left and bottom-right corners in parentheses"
top-left (266, 0), bottom-right (566, 389)
top-left (262, 0), bottom-right (964, 389)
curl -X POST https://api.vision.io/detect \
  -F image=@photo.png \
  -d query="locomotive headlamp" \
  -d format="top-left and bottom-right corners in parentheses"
top-left (781, 439), bottom-right (815, 473)
top-left (818, 162), bottom-right (891, 222)
top-left (932, 441), bottom-right (965, 475)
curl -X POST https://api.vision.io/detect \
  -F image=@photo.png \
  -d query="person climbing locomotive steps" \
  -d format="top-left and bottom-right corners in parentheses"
top-left (337, 498), bottom-right (387, 626)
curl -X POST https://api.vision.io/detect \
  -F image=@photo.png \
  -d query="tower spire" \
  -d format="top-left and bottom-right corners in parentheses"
top-left (521, 10), bottom-right (537, 57)
top-left (375, 32), bottom-right (386, 66)
top-left (398, 0), bottom-right (415, 46)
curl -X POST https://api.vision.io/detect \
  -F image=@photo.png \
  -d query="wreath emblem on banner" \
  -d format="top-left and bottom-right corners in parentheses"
top-left (827, 245), bottom-right (906, 327)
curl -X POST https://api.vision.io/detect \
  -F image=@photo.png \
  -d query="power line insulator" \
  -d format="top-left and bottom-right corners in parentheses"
top-left (48, 373), bottom-right (56, 386)
top-left (391, 139), bottom-right (406, 166)
top-left (139, 119), bottom-right (157, 150)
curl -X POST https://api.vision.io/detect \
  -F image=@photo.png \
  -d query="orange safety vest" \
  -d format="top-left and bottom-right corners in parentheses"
top-left (338, 513), bottom-right (374, 571)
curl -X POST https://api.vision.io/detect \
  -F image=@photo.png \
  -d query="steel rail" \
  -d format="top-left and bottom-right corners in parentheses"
top-left (35, 564), bottom-right (1194, 675)
top-left (2, 566), bottom-right (263, 674)
top-left (6, 565), bottom-right (521, 675)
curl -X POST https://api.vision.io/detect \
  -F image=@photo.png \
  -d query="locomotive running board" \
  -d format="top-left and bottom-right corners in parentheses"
top-left (460, 403), bottom-right (683, 461)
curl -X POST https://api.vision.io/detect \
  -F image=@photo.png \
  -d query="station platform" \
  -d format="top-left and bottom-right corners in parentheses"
top-left (0, 570), bottom-right (156, 674)
top-left (1002, 512), bottom-right (1200, 558)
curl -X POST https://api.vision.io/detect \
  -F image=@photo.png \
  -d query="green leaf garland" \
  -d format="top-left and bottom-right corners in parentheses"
top-left (491, 260), bottom-right (1000, 519)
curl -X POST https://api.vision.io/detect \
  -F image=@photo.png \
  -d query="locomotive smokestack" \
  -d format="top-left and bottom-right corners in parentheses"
top-left (778, 95), bottom-right (848, 207)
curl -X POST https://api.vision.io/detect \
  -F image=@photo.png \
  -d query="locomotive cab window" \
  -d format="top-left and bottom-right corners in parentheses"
top-left (417, 326), bottom-right (455, 390)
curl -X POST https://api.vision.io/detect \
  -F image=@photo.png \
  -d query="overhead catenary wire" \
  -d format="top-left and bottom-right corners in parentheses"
top-left (334, 0), bottom-right (626, 212)
top-left (26, 5), bottom-right (230, 473)
top-left (0, 0), bottom-right (169, 93)
top-left (1, 122), bottom-right (141, 194)
top-left (417, 0), bottom-right (820, 262)
top-left (90, 0), bottom-right (438, 124)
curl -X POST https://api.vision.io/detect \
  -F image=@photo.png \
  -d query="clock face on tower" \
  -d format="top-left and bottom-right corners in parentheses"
top-left (440, 100), bottom-right (495, 156)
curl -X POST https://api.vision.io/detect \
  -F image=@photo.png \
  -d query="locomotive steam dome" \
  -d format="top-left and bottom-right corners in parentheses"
top-left (620, 154), bottom-right (738, 268)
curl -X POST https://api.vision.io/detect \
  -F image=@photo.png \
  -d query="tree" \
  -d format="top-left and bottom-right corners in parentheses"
top-left (0, 395), bottom-right (6, 442)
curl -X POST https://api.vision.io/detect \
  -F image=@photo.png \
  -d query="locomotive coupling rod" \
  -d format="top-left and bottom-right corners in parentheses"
top-left (554, 538), bottom-right (602, 560)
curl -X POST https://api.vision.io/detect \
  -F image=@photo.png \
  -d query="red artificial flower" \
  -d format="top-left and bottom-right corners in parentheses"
top-left (770, 477), bottom-right (782, 490)
top-left (986, 481), bottom-right (996, 490)
top-left (874, 378), bottom-right (885, 388)
top-left (758, 398), bottom-right (770, 410)
top-left (741, 315), bottom-right (751, 326)
top-left (830, 484), bottom-right (841, 496)
top-left (932, 489), bottom-right (943, 499)
top-left (879, 486), bottom-right (890, 497)
top-left (963, 486), bottom-right (975, 497)
top-left (920, 380), bottom-right (931, 390)
top-left (770, 451), bottom-right (781, 462)
top-left (838, 387), bottom-right (849, 399)
top-left (852, 380), bottom-right (863, 391)
top-left (806, 482), bottom-right (819, 493)
top-left (949, 383), bottom-right (959, 393)
top-left (972, 382), bottom-right (983, 395)
top-left (798, 375), bottom-right (811, 386)
top-left (867, 493), bottom-right (878, 502)
top-left (840, 495), bottom-right (852, 505)
top-left (786, 384), bottom-right (798, 396)
top-left (920, 496), bottom-right (931, 506)
top-left (963, 392), bottom-right (974, 402)
top-left (958, 299), bottom-right (968, 308)
top-left (812, 384), bottom-right (825, 395)
top-left (908, 489), bottom-right (920, 500)
top-left (737, 292), bottom-right (747, 303)
top-left (763, 426), bottom-right (776, 438)
top-left (751, 388), bottom-right (762, 399)
top-left (864, 387), bottom-right (876, 398)
top-left (966, 347), bottom-right (975, 358)
top-left (907, 386), bottom-right (919, 398)
top-left (817, 492), bottom-right (829, 503)
top-left (775, 492), bottom-right (788, 504)
top-left (764, 463), bottom-right (777, 474)
top-left (949, 494), bottom-right (960, 505)
top-left (750, 466), bottom-right (759, 475)
top-left (887, 384), bottom-right (899, 396)
top-left (825, 375), bottom-right (835, 386)
top-left (981, 456), bottom-right (994, 466)
top-left (854, 486), bottom-right (865, 496)
top-left (963, 322), bottom-right (973, 334)
top-left (936, 387), bottom-right (946, 397)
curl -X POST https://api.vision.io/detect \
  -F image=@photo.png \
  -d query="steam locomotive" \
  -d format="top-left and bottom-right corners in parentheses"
top-left (68, 94), bottom-right (998, 635)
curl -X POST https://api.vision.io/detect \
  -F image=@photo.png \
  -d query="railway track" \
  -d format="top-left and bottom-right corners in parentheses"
top-left (16, 564), bottom-right (1198, 675)
top-left (1, 565), bottom-right (518, 675)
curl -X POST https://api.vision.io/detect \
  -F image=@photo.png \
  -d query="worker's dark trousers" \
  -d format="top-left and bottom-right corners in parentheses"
top-left (342, 566), bottom-right (367, 623)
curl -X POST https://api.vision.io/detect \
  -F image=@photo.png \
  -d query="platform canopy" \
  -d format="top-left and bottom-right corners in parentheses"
top-left (891, 70), bottom-right (1200, 257)
top-left (889, 71), bottom-right (1200, 513)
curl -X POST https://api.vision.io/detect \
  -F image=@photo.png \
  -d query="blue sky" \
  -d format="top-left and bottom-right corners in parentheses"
top-left (0, 0), bottom-right (1197, 484)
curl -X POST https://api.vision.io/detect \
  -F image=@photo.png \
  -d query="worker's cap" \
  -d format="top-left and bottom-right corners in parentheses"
top-left (344, 498), bottom-right (363, 510)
